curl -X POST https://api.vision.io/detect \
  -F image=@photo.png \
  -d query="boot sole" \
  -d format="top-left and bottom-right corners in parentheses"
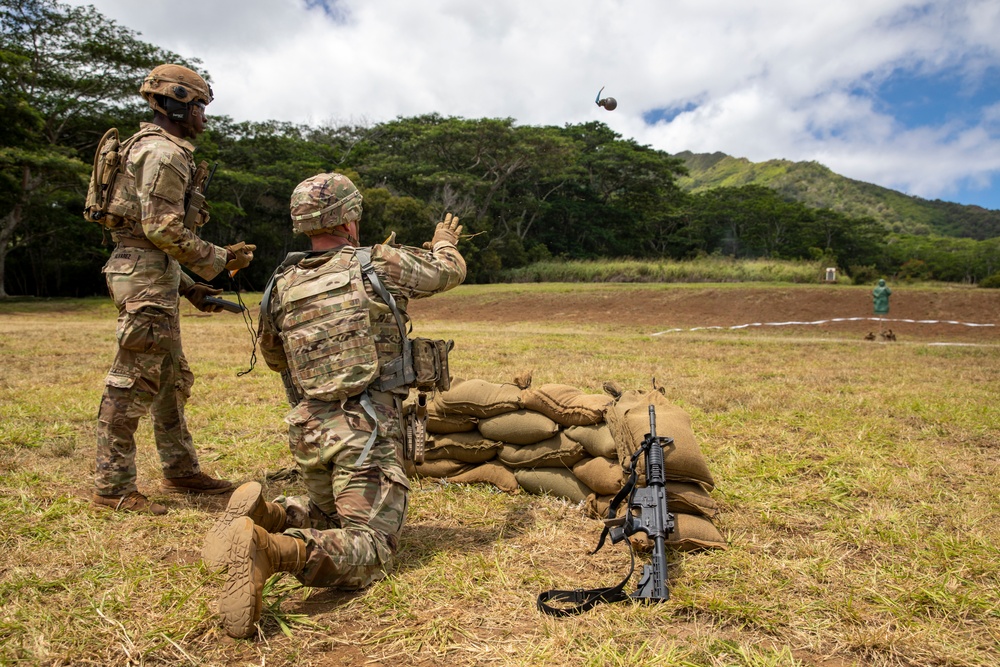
top-left (202, 482), bottom-right (263, 570)
top-left (219, 517), bottom-right (259, 639)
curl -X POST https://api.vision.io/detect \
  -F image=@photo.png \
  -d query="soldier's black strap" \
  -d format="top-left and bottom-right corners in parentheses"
top-left (536, 538), bottom-right (636, 617)
top-left (537, 443), bottom-right (645, 617)
top-left (259, 251), bottom-right (311, 333)
top-left (591, 445), bottom-right (643, 555)
top-left (354, 247), bottom-right (414, 390)
top-left (353, 391), bottom-right (380, 468)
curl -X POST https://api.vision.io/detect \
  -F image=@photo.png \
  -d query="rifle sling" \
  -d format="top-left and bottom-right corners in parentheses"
top-left (536, 442), bottom-right (646, 617)
top-left (591, 445), bottom-right (643, 555)
top-left (536, 537), bottom-right (637, 617)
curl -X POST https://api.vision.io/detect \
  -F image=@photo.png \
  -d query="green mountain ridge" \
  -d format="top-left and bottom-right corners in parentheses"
top-left (675, 151), bottom-right (1000, 240)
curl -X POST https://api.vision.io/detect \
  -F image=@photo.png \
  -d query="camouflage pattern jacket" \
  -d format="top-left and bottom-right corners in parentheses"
top-left (259, 241), bottom-right (466, 406)
top-left (111, 122), bottom-right (228, 290)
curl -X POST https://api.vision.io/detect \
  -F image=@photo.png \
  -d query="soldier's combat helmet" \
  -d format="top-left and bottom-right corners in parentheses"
top-left (140, 64), bottom-right (213, 117)
top-left (290, 173), bottom-right (364, 237)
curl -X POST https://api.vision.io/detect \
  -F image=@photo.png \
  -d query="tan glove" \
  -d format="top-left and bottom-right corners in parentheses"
top-left (224, 242), bottom-right (256, 271)
top-left (182, 283), bottom-right (224, 312)
top-left (429, 213), bottom-right (462, 248)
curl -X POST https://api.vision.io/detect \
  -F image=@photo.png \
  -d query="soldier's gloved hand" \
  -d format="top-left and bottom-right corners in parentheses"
top-left (183, 283), bottom-right (224, 312)
top-left (429, 213), bottom-right (462, 248)
top-left (224, 242), bottom-right (256, 271)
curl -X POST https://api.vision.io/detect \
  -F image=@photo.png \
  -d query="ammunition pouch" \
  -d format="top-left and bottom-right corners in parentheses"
top-left (182, 160), bottom-right (211, 230)
top-left (182, 189), bottom-right (209, 229)
top-left (370, 337), bottom-right (416, 392)
top-left (371, 336), bottom-right (453, 394)
top-left (411, 338), bottom-right (454, 392)
top-left (403, 391), bottom-right (429, 463)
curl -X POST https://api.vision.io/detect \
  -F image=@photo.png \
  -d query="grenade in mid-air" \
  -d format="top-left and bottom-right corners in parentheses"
top-left (595, 86), bottom-right (617, 111)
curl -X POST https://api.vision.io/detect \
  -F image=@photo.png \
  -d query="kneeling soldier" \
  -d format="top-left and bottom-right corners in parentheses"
top-left (203, 172), bottom-right (466, 638)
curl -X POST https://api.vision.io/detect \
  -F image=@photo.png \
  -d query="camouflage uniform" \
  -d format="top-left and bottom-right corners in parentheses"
top-left (96, 123), bottom-right (229, 496)
top-left (259, 241), bottom-right (466, 588)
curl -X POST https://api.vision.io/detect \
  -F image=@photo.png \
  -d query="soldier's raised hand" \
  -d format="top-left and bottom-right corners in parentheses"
top-left (430, 213), bottom-right (462, 247)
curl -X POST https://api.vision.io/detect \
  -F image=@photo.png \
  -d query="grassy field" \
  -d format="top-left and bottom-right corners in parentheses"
top-left (1, 286), bottom-right (998, 667)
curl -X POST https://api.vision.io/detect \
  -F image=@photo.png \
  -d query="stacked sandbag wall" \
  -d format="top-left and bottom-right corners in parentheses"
top-left (408, 377), bottom-right (726, 551)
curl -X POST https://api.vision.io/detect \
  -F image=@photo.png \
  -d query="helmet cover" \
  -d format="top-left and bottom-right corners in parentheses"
top-left (290, 172), bottom-right (364, 236)
top-left (140, 64), bottom-right (213, 115)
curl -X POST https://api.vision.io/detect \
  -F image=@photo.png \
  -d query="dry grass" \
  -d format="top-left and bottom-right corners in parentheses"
top-left (0, 288), bottom-right (998, 667)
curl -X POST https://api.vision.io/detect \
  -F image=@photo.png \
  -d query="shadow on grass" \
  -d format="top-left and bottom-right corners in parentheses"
top-left (276, 497), bottom-right (537, 620)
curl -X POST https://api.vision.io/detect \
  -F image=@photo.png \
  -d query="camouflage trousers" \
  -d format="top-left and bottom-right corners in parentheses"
top-left (274, 393), bottom-right (410, 590)
top-left (95, 247), bottom-right (201, 496)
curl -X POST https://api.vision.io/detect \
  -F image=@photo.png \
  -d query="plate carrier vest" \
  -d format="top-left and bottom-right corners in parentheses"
top-left (261, 247), bottom-right (415, 404)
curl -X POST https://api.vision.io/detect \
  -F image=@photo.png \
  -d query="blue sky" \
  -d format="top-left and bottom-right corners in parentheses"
top-left (71, 0), bottom-right (1000, 211)
top-left (858, 63), bottom-right (1000, 207)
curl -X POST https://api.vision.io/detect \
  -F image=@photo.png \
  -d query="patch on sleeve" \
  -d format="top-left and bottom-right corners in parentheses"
top-left (149, 157), bottom-right (188, 204)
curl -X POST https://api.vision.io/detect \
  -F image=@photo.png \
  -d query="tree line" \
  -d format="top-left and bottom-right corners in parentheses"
top-left (2, 0), bottom-right (998, 298)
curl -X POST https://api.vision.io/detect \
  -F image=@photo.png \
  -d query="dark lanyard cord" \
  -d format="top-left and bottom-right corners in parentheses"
top-left (229, 271), bottom-right (257, 376)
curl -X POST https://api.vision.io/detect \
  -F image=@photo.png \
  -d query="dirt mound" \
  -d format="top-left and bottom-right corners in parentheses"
top-left (409, 285), bottom-right (1000, 342)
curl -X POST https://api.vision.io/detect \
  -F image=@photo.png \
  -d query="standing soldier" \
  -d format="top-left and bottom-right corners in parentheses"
top-left (202, 172), bottom-right (466, 638)
top-left (89, 64), bottom-right (256, 515)
top-left (872, 278), bottom-right (892, 338)
top-left (872, 278), bottom-right (892, 315)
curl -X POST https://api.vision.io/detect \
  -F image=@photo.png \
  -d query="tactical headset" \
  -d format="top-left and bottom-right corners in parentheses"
top-left (156, 90), bottom-right (204, 123)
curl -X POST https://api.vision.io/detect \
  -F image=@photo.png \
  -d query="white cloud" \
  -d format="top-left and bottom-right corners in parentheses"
top-left (68, 0), bottom-right (1000, 206)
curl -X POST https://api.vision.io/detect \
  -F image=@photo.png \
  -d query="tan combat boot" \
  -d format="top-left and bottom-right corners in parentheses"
top-left (218, 517), bottom-right (306, 639)
top-left (92, 491), bottom-right (167, 516)
top-left (161, 471), bottom-right (233, 495)
top-left (202, 481), bottom-right (287, 570)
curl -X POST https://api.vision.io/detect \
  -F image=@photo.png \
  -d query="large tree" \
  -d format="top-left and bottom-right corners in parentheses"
top-left (0, 0), bottom-right (185, 296)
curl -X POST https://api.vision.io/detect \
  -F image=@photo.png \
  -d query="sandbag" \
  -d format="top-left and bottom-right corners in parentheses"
top-left (606, 389), bottom-right (714, 489)
top-left (520, 384), bottom-right (612, 426)
top-left (584, 481), bottom-right (718, 520)
top-left (413, 458), bottom-right (473, 479)
top-left (572, 456), bottom-right (623, 495)
top-left (426, 412), bottom-right (478, 434)
top-left (425, 431), bottom-right (501, 463)
top-left (565, 424), bottom-right (617, 458)
top-left (478, 409), bottom-right (560, 445)
top-left (423, 444), bottom-right (499, 464)
top-left (448, 461), bottom-right (520, 493)
top-left (514, 468), bottom-right (593, 503)
top-left (646, 513), bottom-right (727, 552)
top-left (664, 481), bottom-right (719, 518)
top-left (498, 432), bottom-right (585, 469)
top-left (669, 513), bottom-right (726, 551)
top-left (430, 378), bottom-right (522, 418)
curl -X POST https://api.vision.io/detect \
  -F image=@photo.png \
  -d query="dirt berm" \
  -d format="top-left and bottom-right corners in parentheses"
top-left (409, 284), bottom-right (1000, 343)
